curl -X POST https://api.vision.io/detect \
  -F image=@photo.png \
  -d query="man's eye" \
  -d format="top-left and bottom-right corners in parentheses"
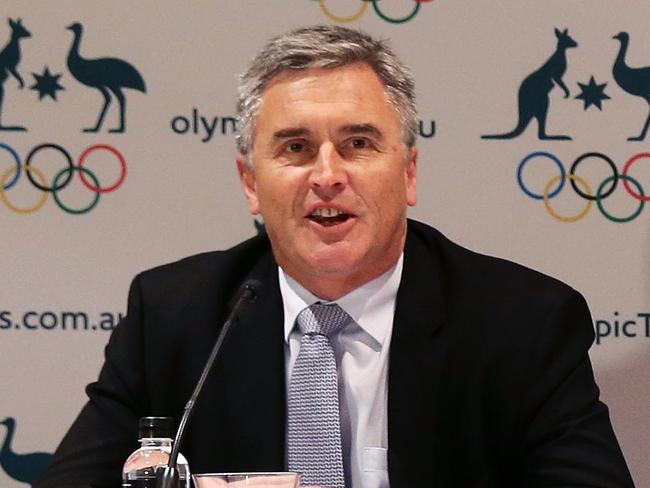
top-left (288, 142), bottom-right (304, 153)
top-left (351, 138), bottom-right (369, 149)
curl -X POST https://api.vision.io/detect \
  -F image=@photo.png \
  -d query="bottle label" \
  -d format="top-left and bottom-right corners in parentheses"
top-left (122, 479), bottom-right (157, 488)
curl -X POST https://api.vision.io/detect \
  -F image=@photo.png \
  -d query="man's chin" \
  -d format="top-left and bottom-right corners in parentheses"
top-left (303, 243), bottom-right (368, 278)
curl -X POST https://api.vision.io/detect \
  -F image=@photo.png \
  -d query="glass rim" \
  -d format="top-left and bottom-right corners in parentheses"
top-left (192, 472), bottom-right (299, 477)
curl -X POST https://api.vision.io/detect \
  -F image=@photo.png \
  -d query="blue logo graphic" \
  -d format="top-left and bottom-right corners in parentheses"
top-left (66, 22), bottom-right (146, 133)
top-left (0, 18), bottom-right (146, 134)
top-left (482, 28), bottom-right (577, 140)
top-left (575, 76), bottom-right (610, 110)
top-left (30, 66), bottom-right (64, 101)
top-left (612, 32), bottom-right (650, 141)
top-left (482, 28), bottom-right (650, 142)
top-left (0, 417), bottom-right (52, 484)
top-left (0, 18), bottom-right (31, 131)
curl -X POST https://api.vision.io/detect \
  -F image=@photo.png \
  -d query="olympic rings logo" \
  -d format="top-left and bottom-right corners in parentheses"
top-left (318, 0), bottom-right (433, 24)
top-left (0, 143), bottom-right (126, 215)
top-left (517, 151), bottom-right (648, 223)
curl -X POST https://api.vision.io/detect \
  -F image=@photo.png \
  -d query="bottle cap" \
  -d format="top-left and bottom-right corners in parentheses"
top-left (138, 416), bottom-right (174, 439)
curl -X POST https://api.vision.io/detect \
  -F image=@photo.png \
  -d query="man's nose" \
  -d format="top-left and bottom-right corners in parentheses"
top-left (308, 142), bottom-right (348, 194)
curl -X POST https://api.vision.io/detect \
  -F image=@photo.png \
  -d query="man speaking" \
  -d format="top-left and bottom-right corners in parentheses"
top-left (35, 26), bottom-right (634, 488)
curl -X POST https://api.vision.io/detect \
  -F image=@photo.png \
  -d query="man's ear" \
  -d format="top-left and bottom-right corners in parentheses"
top-left (406, 146), bottom-right (417, 207)
top-left (236, 155), bottom-right (260, 215)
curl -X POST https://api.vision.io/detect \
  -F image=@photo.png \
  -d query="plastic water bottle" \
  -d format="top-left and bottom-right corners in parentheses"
top-left (122, 416), bottom-right (190, 488)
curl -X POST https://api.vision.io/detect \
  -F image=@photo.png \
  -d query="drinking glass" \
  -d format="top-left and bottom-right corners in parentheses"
top-left (192, 472), bottom-right (300, 488)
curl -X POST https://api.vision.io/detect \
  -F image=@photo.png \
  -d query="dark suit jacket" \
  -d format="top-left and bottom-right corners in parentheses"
top-left (35, 220), bottom-right (634, 488)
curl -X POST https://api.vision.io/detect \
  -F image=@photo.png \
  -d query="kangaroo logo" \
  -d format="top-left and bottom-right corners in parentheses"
top-left (0, 417), bottom-right (52, 484)
top-left (612, 32), bottom-right (650, 141)
top-left (482, 28), bottom-right (577, 140)
top-left (0, 18), bottom-right (31, 131)
top-left (66, 22), bottom-right (146, 133)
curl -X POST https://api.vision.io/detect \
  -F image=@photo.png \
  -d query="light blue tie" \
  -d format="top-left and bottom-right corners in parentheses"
top-left (287, 303), bottom-right (351, 488)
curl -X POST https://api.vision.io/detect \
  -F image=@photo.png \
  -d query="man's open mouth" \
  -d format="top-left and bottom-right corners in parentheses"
top-left (308, 208), bottom-right (352, 227)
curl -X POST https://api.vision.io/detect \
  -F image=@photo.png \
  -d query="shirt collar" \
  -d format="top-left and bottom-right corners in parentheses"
top-left (278, 254), bottom-right (404, 347)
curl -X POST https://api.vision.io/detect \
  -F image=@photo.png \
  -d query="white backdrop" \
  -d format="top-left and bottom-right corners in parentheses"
top-left (1, 1), bottom-right (648, 486)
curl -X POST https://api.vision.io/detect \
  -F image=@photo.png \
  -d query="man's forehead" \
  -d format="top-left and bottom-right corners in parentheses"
top-left (257, 64), bottom-right (398, 130)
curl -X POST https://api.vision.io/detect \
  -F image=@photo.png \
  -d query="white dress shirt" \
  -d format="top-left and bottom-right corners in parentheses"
top-left (279, 255), bottom-right (403, 488)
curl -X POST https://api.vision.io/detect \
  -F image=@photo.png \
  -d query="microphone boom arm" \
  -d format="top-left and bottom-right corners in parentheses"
top-left (156, 280), bottom-right (261, 488)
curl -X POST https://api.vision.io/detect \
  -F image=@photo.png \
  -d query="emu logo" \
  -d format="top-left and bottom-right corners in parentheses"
top-left (0, 417), bottom-right (52, 484)
top-left (66, 22), bottom-right (146, 133)
top-left (612, 32), bottom-right (650, 141)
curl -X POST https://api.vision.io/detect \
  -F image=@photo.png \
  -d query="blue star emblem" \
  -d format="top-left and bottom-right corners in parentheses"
top-left (575, 76), bottom-right (610, 111)
top-left (30, 67), bottom-right (65, 101)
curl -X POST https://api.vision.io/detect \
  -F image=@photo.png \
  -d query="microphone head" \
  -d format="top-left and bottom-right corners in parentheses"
top-left (240, 279), bottom-right (262, 302)
top-left (226, 279), bottom-right (263, 313)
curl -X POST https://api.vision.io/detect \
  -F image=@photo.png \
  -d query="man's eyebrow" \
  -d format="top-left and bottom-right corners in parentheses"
top-left (339, 123), bottom-right (384, 138)
top-left (272, 127), bottom-right (311, 139)
top-left (271, 124), bottom-right (383, 140)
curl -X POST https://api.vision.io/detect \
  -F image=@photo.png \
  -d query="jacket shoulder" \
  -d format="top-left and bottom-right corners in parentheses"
top-left (135, 233), bottom-right (272, 300)
top-left (407, 219), bottom-right (579, 303)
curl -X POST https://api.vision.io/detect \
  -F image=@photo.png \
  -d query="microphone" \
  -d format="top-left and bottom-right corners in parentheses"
top-left (156, 279), bottom-right (262, 488)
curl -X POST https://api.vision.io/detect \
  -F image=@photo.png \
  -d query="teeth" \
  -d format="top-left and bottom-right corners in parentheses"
top-left (312, 208), bottom-right (343, 218)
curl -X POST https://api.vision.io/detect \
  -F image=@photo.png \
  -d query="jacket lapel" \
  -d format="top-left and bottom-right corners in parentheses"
top-left (388, 224), bottom-right (448, 486)
top-left (220, 250), bottom-right (287, 471)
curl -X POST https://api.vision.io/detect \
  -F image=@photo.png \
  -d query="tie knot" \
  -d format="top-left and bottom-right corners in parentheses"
top-left (296, 303), bottom-right (351, 337)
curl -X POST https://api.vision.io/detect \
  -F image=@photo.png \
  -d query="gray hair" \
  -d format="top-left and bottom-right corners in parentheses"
top-left (236, 25), bottom-right (417, 164)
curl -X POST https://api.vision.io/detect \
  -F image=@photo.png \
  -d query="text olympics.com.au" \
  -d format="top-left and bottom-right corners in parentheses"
top-left (0, 310), bottom-right (124, 331)
top-left (1, 309), bottom-right (648, 345)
